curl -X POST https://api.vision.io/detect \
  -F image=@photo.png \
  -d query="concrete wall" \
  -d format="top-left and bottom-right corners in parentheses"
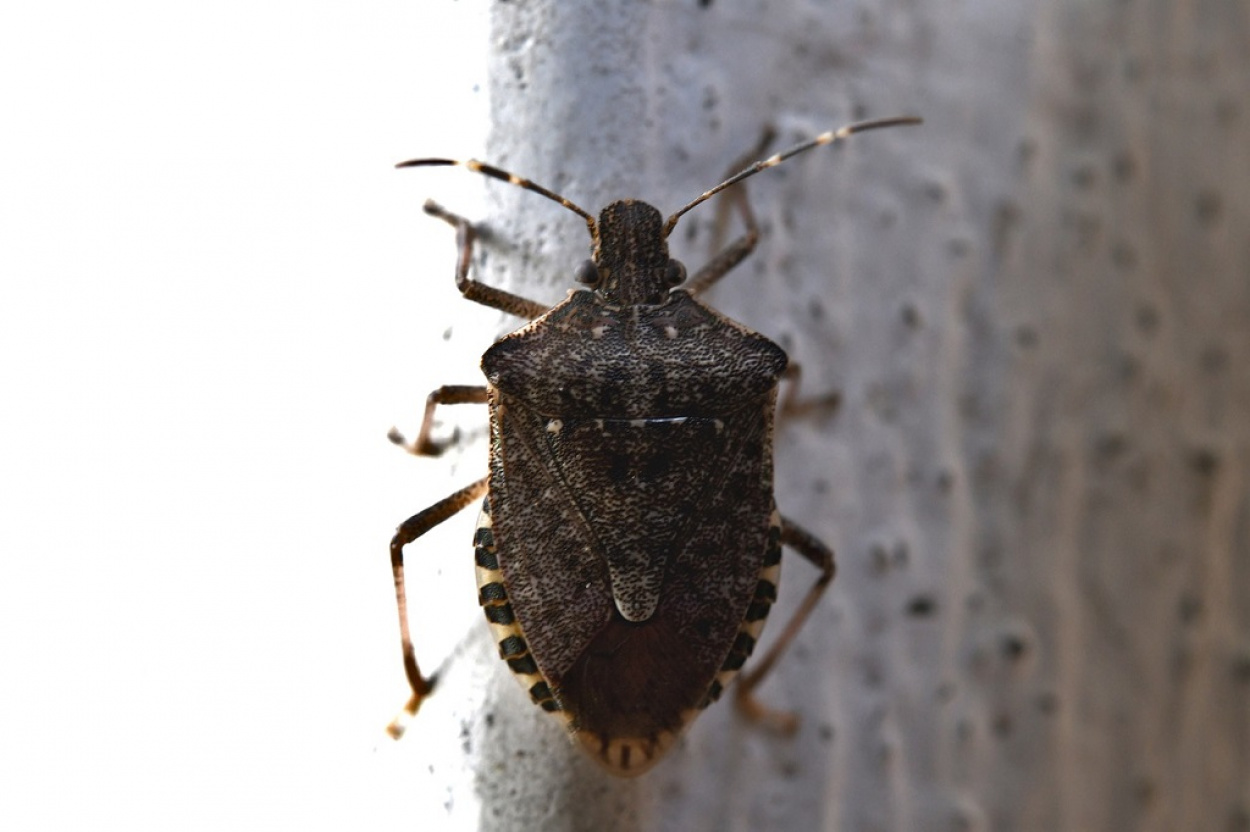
top-left (402, 1), bottom-right (1250, 829)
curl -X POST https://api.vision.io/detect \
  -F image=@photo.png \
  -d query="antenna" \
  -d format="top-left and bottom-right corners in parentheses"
top-left (395, 157), bottom-right (598, 238)
top-left (661, 115), bottom-right (922, 238)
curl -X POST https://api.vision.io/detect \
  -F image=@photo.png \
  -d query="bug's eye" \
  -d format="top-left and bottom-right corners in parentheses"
top-left (665, 260), bottom-right (687, 287)
top-left (575, 260), bottom-right (600, 286)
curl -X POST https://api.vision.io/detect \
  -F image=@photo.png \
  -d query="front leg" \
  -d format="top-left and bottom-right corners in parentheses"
top-left (423, 200), bottom-right (549, 320)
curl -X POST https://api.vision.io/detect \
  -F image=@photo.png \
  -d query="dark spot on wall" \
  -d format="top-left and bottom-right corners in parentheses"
top-left (1231, 651), bottom-right (1250, 684)
top-left (1017, 138), bottom-right (1037, 172)
top-left (1093, 431), bottom-right (1129, 464)
top-left (1188, 447), bottom-right (1220, 477)
top-left (1035, 692), bottom-right (1059, 715)
top-left (1112, 242), bottom-right (1138, 271)
top-left (907, 595), bottom-right (936, 617)
top-left (1070, 162), bottom-right (1098, 190)
top-left (901, 302), bottom-right (921, 328)
top-left (1201, 344), bottom-right (1229, 373)
top-left (701, 84), bottom-right (717, 110)
top-left (1015, 325), bottom-right (1038, 349)
top-left (862, 656), bottom-right (884, 687)
top-left (1134, 303), bottom-right (1160, 335)
top-left (1122, 55), bottom-right (1147, 83)
top-left (1112, 151), bottom-right (1137, 183)
top-left (1178, 593), bottom-right (1204, 625)
top-left (1001, 633), bottom-right (1029, 661)
top-left (1116, 353), bottom-right (1141, 383)
top-left (1195, 191), bottom-right (1223, 227)
top-left (1134, 777), bottom-right (1157, 807)
top-left (869, 542), bottom-right (891, 575)
top-left (923, 180), bottom-right (947, 203)
top-left (1070, 106), bottom-right (1099, 140)
top-left (992, 199), bottom-right (1022, 258)
top-left (1063, 207), bottom-right (1102, 251)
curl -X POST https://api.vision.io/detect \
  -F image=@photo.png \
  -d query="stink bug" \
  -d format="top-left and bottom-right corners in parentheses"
top-left (386, 115), bottom-right (921, 776)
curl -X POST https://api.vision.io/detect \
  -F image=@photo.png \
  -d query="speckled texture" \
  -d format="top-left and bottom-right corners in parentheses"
top-left (467, 164), bottom-right (792, 772)
top-left (410, 0), bottom-right (1250, 829)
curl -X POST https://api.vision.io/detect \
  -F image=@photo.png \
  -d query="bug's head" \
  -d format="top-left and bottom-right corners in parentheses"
top-left (574, 199), bottom-right (686, 307)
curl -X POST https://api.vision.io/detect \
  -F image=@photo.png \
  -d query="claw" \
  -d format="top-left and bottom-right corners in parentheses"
top-left (386, 693), bottom-right (422, 740)
top-left (735, 685), bottom-right (801, 736)
top-left (387, 426), bottom-right (453, 457)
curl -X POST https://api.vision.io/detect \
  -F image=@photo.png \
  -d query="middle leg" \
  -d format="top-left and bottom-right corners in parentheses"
top-left (389, 384), bottom-right (489, 457)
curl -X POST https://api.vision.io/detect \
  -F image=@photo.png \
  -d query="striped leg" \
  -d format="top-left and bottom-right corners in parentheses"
top-left (387, 476), bottom-right (490, 738)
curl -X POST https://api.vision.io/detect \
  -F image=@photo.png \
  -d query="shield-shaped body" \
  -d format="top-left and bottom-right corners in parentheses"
top-left (473, 288), bottom-right (788, 775)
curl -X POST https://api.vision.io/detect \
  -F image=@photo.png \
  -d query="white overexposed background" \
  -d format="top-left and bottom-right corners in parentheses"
top-left (0, 3), bottom-right (493, 829)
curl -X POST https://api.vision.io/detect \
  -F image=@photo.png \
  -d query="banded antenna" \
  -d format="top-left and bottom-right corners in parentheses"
top-left (395, 157), bottom-right (598, 239)
top-left (396, 115), bottom-right (923, 240)
top-left (662, 115), bottom-right (922, 237)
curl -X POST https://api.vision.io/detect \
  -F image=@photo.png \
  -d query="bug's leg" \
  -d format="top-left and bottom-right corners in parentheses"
top-left (778, 363), bottom-right (842, 418)
top-left (388, 385), bottom-right (489, 456)
top-left (387, 476), bottom-right (491, 739)
top-left (735, 516), bottom-right (836, 734)
top-left (423, 200), bottom-right (549, 320)
top-left (685, 127), bottom-right (776, 297)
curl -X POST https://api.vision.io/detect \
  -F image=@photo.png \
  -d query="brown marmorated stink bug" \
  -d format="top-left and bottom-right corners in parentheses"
top-left (385, 115), bottom-right (921, 776)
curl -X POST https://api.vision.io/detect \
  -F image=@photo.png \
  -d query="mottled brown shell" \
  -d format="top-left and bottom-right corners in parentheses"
top-left (478, 285), bottom-right (787, 773)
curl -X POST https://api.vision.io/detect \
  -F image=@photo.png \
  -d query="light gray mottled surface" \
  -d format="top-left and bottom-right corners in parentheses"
top-left (403, 1), bottom-right (1250, 829)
